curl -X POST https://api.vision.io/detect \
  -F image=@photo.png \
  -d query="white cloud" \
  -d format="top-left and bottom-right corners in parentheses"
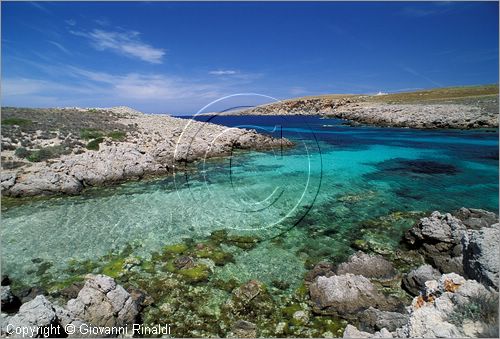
top-left (47, 40), bottom-right (72, 55)
top-left (71, 29), bottom-right (165, 64)
top-left (65, 19), bottom-right (76, 26)
top-left (209, 70), bottom-right (238, 75)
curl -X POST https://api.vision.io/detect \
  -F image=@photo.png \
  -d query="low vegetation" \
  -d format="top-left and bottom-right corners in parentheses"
top-left (1, 107), bottom-right (135, 169)
top-left (86, 137), bottom-right (104, 151)
top-left (448, 292), bottom-right (499, 337)
top-left (2, 117), bottom-right (33, 126)
top-left (14, 145), bottom-right (71, 162)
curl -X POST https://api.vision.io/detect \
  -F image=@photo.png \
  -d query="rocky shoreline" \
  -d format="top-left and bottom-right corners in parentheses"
top-left (222, 87), bottom-right (499, 129)
top-left (1, 107), bottom-right (291, 198)
top-left (1, 207), bottom-right (498, 338)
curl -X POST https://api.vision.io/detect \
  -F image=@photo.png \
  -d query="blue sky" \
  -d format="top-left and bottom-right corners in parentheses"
top-left (2, 1), bottom-right (498, 114)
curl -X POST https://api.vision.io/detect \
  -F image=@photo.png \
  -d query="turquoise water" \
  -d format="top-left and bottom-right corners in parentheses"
top-left (2, 116), bottom-right (498, 289)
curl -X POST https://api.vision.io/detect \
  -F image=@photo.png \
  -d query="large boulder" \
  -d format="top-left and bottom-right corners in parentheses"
top-left (462, 223), bottom-right (500, 289)
top-left (336, 252), bottom-right (398, 282)
top-left (454, 208), bottom-right (498, 230)
top-left (6, 296), bottom-right (60, 336)
top-left (405, 211), bottom-right (467, 273)
top-left (359, 307), bottom-right (408, 332)
top-left (402, 264), bottom-right (441, 296)
top-left (399, 273), bottom-right (499, 338)
top-left (343, 324), bottom-right (393, 338)
top-left (66, 274), bottom-right (140, 328)
top-left (309, 274), bottom-right (401, 317)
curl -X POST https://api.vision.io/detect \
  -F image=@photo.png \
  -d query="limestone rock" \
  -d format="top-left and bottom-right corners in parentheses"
top-left (6, 296), bottom-right (57, 333)
top-left (66, 274), bottom-right (139, 328)
top-left (454, 207), bottom-right (498, 229)
top-left (462, 223), bottom-right (500, 289)
top-left (343, 324), bottom-right (393, 338)
top-left (402, 264), bottom-right (441, 296)
top-left (359, 307), bottom-right (408, 332)
top-left (336, 252), bottom-right (398, 282)
top-left (309, 274), bottom-right (400, 316)
top-left (405, 211), bottom-right (466, 273)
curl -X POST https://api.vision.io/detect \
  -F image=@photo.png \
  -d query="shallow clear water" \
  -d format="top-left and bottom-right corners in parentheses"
top-left (2, 116), bottom-right (498, 288)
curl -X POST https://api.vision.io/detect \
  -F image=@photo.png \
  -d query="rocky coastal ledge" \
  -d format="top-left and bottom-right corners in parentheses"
top-left (1, 107), bottom-right (291, 198)
top-left (1, 208), bottom-right (498, 338)
top-left (225, 85), bottom-right (499, 129)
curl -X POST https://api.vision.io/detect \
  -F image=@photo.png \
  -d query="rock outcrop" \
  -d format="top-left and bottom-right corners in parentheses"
top-left (462, 223), bottom-right (500, 289)
top-left (2, 275), bottom-right (140, 338)
top-left (228, 91), bottom-right (498, 129)
top-left (67, 274), bottom-right (140, 328)
top-left (344, 273), bottom-right (499, 338)
top-left (336, 251), bottom-right (398, 283)
top-left (309, 274), bottom-right (401, 316)
top-left (402, 264), bottom-right (441, 296)
top-left (405, 211), bottom-right (468, 274)
top-left (2, 111), bottom-right (292, 197)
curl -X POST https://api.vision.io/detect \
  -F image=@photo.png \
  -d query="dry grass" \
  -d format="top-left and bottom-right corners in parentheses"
top-left (365, 84), bottom-right (499, 104)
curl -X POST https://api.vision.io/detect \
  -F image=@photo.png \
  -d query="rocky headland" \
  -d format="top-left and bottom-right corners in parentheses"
top-left (1, 207), bottom-right (498, 338)
top-left (223, 85), bottom-right (499, 129)
top-left (1, 107), bottom-right (291, 198)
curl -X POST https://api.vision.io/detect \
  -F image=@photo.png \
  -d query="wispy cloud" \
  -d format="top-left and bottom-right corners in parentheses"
top-left (47, 40), bottom-right (72, 55)
top-left (29, 2), bottom-right (52, 15)
top-left (209, 69), bottom-right (238, 75)
top-left (71, 29), bottom-right (165, 64)
top-left (401, 2), bottom-right (456, 17)
top-left (65, 19), bottom-right (76, 26)
top-left (402, 66), bottom-right (443, 87)
top-left (68, 67), bottom-right (219, 100)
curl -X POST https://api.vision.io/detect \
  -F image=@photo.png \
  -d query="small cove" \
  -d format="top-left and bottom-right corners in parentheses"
top-left (2, 116), bottom-right (498, 291)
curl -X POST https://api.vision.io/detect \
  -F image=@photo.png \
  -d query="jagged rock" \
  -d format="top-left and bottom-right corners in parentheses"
top-left (399, 273), bottom-right (499, 338)
top-left (462, 223), bottom-right (499, 289)
top-left (454, 207), bottom-right (498, 229)
top-left (66, 274), bottom-right (139, 328)
top-left (402, 264), bottom-right (441, 296)
top-left (359, 307), bottom-right (408, 332)
top-left (309, 274), bottom-right (401, 316)
top-left (405, 211), bottom-right (467, 273)
top-left (3, 113), bottom-right (291, 197)
top-left (0, 172), bottom-right (16, 191)
top-left (343, 324), bottom-right (393, 338)
top-left (6, 296), bottom-right (59, 334)
top-left (336, 252), bottom-right (398, 282)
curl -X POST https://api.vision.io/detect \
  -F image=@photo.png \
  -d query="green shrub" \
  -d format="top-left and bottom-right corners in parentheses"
top-left (80, 128), bottom-right (103, 140)
top-left (14, 147), bottom-right (31, 158)
top-left (448, 292), bottom-right (499, 337)
top-left (107, 130), bottom-right (126, 141)
top-left (86, 137), bottom-right (104, 151)
top-left (26, 145), bottom-right (69, 162)
top-left (2, 117), bottom-right (32, 126)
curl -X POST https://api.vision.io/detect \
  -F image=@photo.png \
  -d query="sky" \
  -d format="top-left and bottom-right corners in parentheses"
top-left (1, 1), bottom-right (499, 114)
